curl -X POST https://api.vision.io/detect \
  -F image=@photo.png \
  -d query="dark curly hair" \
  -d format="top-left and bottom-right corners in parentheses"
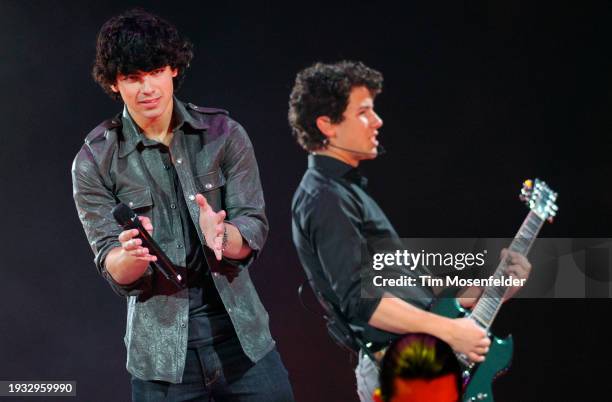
top-left (378, 334), bottom-right (462, 402)
top-left (288, 61), bottom-right (383, 152)
top-left (92, 8), bottom-right (193, 100)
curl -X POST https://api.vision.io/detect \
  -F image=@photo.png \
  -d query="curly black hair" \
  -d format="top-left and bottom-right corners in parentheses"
top-left (378, 334), bottom-right (462, 401)
top-left (288, 61), bottom-right (383, 152)
top-left (92, 8), bottom-right (193, 100)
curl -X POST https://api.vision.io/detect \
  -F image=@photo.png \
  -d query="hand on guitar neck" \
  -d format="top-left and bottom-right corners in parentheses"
top-left (457, 248), bottom-right (532, 309)
top-left (499, 248), bottom-right (532, 300)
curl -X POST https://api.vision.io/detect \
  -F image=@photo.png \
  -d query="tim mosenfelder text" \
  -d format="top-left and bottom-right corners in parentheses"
top-left (372, 275), bottom-right (527, 288)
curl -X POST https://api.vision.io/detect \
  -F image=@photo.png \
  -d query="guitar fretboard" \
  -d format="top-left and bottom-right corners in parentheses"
top-left (470, 211), bottom-right (545, 329)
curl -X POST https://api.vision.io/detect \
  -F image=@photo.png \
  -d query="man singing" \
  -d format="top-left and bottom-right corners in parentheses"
top-left (72, 9), bottom-right (294, 401)
top-left (289, 61), bottom-right (531, 401)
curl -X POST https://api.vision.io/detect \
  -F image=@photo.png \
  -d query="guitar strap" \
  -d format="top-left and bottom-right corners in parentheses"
top-left (297, 281), bottom-right (380, 367)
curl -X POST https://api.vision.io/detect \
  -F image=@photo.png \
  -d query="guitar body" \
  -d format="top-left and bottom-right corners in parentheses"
top-left (431, 296), bottom-right (514, 402)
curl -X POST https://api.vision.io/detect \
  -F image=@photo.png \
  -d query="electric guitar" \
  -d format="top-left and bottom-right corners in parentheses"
top-left (431, 179), bottom-right (558, 402)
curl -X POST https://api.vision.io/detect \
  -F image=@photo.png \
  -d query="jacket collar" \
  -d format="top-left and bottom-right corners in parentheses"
top-left (118, 97), bottom-right (208, 158)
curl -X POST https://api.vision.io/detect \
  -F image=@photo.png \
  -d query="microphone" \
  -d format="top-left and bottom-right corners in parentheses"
top-left (326, 143), bottom-right (386, 156)
top-left (111, 203), bottom-right (184, 288)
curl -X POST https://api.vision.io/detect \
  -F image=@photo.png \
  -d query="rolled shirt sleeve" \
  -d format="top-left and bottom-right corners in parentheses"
top-left (71, 145), bottom-right (152, 297)
top-left (220, 121), bottom-right (269, 267)
top-left (304, 190), bottom-right (382, 326)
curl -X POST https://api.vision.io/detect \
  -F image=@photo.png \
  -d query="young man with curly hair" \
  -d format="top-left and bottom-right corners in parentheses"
top-left (72, 9), bottom-right (294, 401)
top-left (289, 61), bottom-right (532, 401)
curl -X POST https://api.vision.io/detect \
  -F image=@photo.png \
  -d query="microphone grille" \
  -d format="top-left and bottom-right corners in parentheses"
top-left (111, 203), bottom-right (136, 226)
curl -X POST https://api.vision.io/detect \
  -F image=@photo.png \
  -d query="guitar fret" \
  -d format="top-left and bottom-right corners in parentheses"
top-left (473, 294), bottom-right (499, 327)
top-left (521, 224), bottom-right (535, 238)
top-left (490, 286), bottom-right (505, 299)
top-left (525, 219), bottom-right (538, 233)
top-left (523, 225), bottom-right (536, 239)
top-left (517, 230), bottom-right (531, 240)
top-left (511, 238), bottom-right (529, 254)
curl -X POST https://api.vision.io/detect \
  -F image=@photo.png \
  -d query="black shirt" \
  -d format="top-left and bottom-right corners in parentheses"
top-left (291, 154), bottom-right (432, 348)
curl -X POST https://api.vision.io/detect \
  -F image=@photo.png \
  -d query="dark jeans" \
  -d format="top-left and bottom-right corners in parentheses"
top-left (131, 339), bottom-right (294, 402)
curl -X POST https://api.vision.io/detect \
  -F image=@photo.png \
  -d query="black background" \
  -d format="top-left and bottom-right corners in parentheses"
top-left (1, 1), bottom-right (611, 401)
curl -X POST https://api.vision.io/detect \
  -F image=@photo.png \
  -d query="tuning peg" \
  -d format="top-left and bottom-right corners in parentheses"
top-left (520, 180), bottom-right (533, 203)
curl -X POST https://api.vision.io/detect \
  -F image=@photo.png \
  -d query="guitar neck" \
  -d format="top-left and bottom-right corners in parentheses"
top-left (470, 211), bottom-right (545, 329)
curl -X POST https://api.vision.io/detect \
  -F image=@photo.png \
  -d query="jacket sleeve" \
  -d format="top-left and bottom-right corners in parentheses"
top-left (71, 145), bottom-right (153, 297)
top-left (220, 120), bottom-right (269, 268)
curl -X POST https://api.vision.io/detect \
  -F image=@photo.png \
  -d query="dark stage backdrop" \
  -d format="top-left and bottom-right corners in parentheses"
top-left (1, 1), bottom-right (611, 401)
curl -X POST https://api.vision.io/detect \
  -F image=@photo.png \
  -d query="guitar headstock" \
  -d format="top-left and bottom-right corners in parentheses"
top-left (519, 179), bottom-right (558, 223)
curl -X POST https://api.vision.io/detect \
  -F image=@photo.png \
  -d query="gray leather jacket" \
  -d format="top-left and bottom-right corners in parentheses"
top-left (71, 98), bottom-right (274, 383)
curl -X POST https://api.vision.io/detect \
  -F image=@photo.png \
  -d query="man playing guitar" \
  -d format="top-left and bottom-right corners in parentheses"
top-left (289, 61), bottom-right (532, 401)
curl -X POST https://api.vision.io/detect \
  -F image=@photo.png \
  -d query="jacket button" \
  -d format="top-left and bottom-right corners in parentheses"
top-left (176, 158), bottom-right (183, 164)
top-left (189, 195), bottom-right (195, 201)
top-left (177, 244), bottom-right (183, 249)
top-left (227, 308), bottom-right (232, 313)
top-left (181, 323), bottom-right (186, 328)
top-left (170, 203), bottom-right (176, 209)
top-left (204, 183), bottom-right (213, 190)
top-left (128, 201), bottom-right (134, 207)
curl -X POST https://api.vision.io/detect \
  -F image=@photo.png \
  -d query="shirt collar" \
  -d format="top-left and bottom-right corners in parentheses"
top-left (118, 96), bottom-right (208, 158)
top-left (308, 154), bottom-right (368, 189)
